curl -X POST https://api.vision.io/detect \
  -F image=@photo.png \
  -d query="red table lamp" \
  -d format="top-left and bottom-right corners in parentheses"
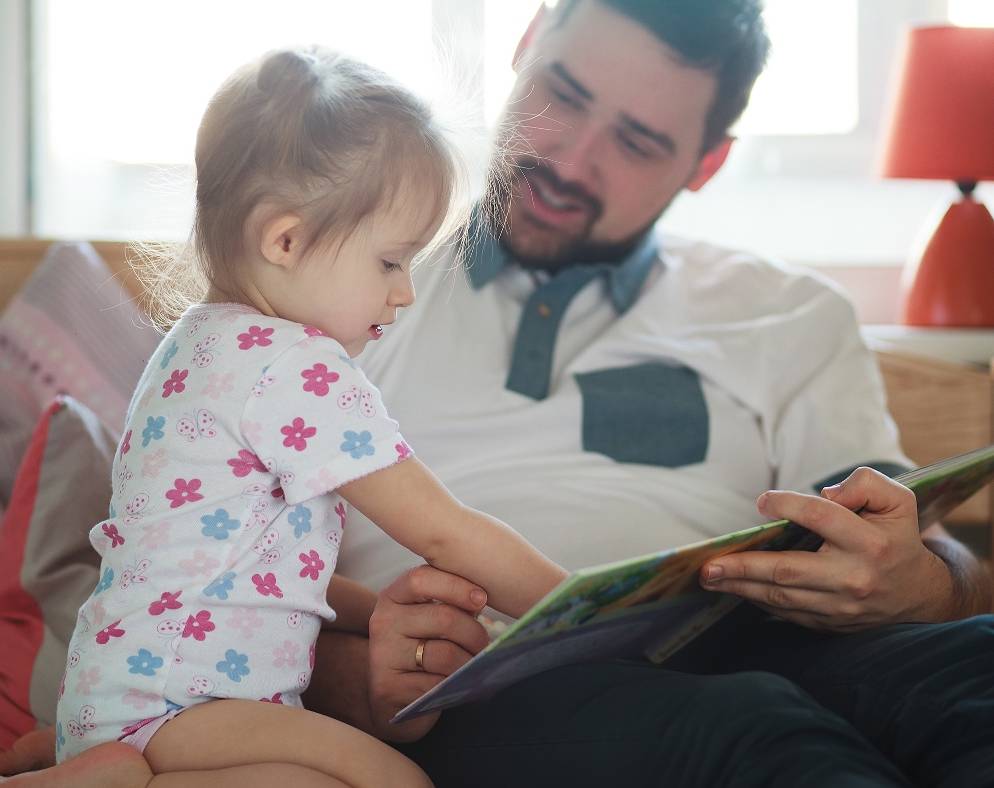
top-left (879, 26), bottom-right (994, 327)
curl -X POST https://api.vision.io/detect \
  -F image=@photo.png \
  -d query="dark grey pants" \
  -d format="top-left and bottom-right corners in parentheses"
top-left (398, 610), bottom-right (994, 787)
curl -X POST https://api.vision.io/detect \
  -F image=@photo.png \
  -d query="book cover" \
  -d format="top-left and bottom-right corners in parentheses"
top-left (392, 444), bottom-right (994, 723)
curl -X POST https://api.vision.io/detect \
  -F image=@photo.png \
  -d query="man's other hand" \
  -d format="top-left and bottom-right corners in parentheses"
top-left (367, 565), bottom-right (490, 741)
top-left (699, 467), bottom-right (955, 631)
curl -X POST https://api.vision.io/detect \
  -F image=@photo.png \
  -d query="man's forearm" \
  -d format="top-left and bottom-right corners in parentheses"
top-left (302, 629), bottom-right (376, 734)
top-left (924, 533), bottom-right (993, 619)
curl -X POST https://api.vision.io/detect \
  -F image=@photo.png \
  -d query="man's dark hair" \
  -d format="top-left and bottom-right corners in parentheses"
top-left (554, 0), bottom-right (770, 152)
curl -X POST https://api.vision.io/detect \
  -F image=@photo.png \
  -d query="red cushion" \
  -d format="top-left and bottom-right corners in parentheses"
top-left (0, 400), bottom-right (56, 747)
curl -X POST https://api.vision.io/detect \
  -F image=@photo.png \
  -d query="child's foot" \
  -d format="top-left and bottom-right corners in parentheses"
top-left (4, 742), bottom-right (152, 787)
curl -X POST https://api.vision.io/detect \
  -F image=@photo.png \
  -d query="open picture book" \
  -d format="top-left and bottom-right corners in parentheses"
top-left (393, 444), bottom-right (994, 723)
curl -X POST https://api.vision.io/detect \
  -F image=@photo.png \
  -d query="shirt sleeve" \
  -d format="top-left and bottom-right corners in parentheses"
top-left (241, 339), bottom-right (412, 505)
top-left (768, 290), bottom-right (912, 493)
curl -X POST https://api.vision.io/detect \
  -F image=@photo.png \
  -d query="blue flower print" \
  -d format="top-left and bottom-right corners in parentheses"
top-left (160, 341), bottom-right (179, 369)
top-left (55, 721), bottom-right (65, 753)
top-left (340, 430), bottom-right (375, 460)
top-left (203, 571), bottom-right (236, 600)
top-left (288, 504), bottom-right (312, 539)
top-left (127, 648), bottom-right (164, 676)
top-left (216, 649), bottom-right (250, 683)
top-left (141, 415), bottom-right (166, 447)
top-left (200, 509), bottom-right (241, 540)
top-left (94, 567), bottom-right (114, 595)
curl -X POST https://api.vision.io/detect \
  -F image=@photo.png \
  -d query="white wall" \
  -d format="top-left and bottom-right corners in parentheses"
top-left (0, 0), bottom-right (28, 235)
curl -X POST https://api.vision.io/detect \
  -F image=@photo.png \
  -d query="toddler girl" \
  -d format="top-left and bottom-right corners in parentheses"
top-left (43, 46), bottom-right (566, 787)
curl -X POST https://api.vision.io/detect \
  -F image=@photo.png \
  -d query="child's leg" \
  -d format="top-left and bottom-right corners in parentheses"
top-left (144, 699), bottom-right (431, 788)
top-left (3, 741), bottom-right (345, 787)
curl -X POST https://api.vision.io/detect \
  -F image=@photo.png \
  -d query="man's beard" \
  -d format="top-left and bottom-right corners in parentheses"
top-left (485, 155), bottom-right (656, 272)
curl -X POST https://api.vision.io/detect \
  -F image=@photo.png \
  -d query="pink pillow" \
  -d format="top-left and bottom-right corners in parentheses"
top-left (0, 242), bottom-right (159, 510)
top-left (0, 397), bottom-right (114, 747)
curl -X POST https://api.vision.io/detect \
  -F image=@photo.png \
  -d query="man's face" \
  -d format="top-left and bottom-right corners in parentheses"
top-left (494, 1), bottom-right (719, 266)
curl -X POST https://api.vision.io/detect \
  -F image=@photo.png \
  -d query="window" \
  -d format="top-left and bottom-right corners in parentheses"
top-left (8, 0), bottom-right (994, 265)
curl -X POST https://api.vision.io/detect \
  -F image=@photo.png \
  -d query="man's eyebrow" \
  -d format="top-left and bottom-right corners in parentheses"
top-left (549, 62), bottom-right (593, 101)
top-left (619, 113), bottom-right (677, 156)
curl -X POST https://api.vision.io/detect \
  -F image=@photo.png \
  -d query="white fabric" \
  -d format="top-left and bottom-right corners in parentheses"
top-left (338, 232), bottom-right (908, 592)
top-left (56, 304), bottom-right (407, 762)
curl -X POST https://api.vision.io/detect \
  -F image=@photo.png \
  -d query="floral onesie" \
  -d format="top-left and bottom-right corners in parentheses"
top-left (55, 303), bottom-right (411, 763)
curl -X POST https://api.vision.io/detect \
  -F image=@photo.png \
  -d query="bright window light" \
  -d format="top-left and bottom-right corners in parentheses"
top-left (948, 0), bottom-right (994, 26)
top-left (484, 0), bottom-right (859, 136)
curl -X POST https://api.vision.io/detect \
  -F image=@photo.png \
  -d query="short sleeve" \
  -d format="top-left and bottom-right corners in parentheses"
top-left (241, 339), bottom-right (412, 505)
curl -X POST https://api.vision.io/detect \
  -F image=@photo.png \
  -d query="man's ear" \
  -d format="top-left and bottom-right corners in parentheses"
top-left (259, 213), bottom-right (304, 268)
top-left (512, 3), bottom-right (548, 72)
top-left (687, 137), bottom-right (734, 192)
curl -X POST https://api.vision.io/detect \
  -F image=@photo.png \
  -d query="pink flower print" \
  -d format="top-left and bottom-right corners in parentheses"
top-left (307, 468), bottom-right (338, 496)
top-left (102, 523), bottom-right (125, 548)
top-left (95, 620), bottom-right (125, 645)
top-left (237, 325), bottom-right (274, 349)
top-left (139, 520), bottom-right (171, 550)
top-left (162, 369), bottom-right (189, 398)
top-left (272, 639), bottom-right (300, 668)
top-left (228, 450), bottom-right (267, 478)
top-left (301, 363), bottom-right (340, 397)
top-left (303, 325), bottom-right (325, 337)
top-left (148, 590), bottom-right (183, 616)
top-left (227, 607), bottom-right (264, 638)
top-left (202, 371), bottom-right (235, 400)
top-left (395, 441), bottom-right (412, 461)
top-left (181, 610), bottom-right (215, 642)
top-left (241, 420), bottom-right (262, 445)
top-left (335, 501), bottom-right (346, 529)
top-left (166, 478), bottom-right (204, 508)
top-left (260, 692), bottom-right (284, 704)
top-left (179, 549), bottom-right (221, 578)
top-left (120, 430), bottom-right (132, 456)
top-left (122, 688), bottom-right (159, 710)
top-left (298, 550), bottom-right (325, 581)
top-left (281, 417), bottom-right (316, 452)
top-left (76, 667), bottom-right (101, 696)
top-left (142, 448), bottom-right (168, 479)
top-left (251, 571), bottom-right (283, 598)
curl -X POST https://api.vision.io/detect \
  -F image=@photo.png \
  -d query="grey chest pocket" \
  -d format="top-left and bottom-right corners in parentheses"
top-left (574, 362), bottom-right (709, 467)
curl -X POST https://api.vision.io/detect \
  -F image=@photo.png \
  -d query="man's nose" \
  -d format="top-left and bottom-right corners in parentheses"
top-left (550, 120), bottom-right (605, 190)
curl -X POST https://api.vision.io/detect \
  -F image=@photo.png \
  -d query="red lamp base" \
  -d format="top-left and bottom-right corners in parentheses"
top-left (900, 193), bottom-right (994, 327)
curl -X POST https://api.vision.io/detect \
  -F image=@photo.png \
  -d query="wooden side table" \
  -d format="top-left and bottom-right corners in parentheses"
top-left (864, 326), bottom-right (994, 561)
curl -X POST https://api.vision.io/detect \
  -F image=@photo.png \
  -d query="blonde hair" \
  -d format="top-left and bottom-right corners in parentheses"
top-left (134, 46), bottom-right (465, 329)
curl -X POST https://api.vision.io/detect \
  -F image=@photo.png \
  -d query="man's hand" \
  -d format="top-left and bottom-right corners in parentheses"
top-left (367, 565), bottom-right (490, 742)
top-left (699, 467), bottom-right (957, 631)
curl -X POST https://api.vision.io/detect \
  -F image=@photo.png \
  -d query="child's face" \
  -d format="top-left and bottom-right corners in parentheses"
top-left (283, 194), bottom-right (442, 357)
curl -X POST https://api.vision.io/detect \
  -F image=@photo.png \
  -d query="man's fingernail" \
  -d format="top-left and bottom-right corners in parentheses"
top-left (704, 565), bottom-right (724, 582)
top-left (756, 493), bottom-right (769, 512)
top-left (470, 589), bottom-right (487, 606)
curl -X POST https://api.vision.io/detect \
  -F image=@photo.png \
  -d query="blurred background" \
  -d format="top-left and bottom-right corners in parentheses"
top-left (1, 1), bottom-right (993, 293)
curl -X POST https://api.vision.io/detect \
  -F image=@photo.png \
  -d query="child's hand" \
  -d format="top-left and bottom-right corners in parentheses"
top-left (367, 565), bottom-right (490, 742)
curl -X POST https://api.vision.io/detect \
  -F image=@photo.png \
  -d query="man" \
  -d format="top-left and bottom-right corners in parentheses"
top-left (304, 1), bottom-right (993, 786)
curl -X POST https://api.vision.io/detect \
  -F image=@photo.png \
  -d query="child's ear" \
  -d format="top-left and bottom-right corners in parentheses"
top-left (259, 213), bottom-right (304, 268)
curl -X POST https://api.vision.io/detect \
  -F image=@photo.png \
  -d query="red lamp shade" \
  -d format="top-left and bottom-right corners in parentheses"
top-left (879, 26), bottom-right (994, 327)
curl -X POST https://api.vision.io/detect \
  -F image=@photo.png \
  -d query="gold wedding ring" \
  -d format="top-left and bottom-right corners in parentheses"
top-left (415, 639), bottom-right (427, 671)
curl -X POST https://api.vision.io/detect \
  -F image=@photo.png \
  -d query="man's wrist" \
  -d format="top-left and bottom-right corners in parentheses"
top-left (921, 535), bottom-right (993, 620)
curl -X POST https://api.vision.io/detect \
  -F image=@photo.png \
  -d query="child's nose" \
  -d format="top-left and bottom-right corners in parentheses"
top-left (390, 277), bottom-right (415, 308)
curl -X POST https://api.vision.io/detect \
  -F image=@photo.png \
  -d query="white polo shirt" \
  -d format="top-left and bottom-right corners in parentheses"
top-left (336, 226), bottom-right (909, 591)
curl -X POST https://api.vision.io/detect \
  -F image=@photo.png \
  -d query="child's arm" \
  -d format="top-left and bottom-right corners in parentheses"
top-left (323, 574), bottom-right (377, 634)
top-left (338, 458), bottom-right (567, 618)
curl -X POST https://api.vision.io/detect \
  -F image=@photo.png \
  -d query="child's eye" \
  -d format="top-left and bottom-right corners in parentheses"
top-left (381, 260), bottom-right (402, 272)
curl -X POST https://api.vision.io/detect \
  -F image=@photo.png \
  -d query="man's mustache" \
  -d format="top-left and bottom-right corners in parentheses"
top-left (512, 157), bottom-right (603, 221)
